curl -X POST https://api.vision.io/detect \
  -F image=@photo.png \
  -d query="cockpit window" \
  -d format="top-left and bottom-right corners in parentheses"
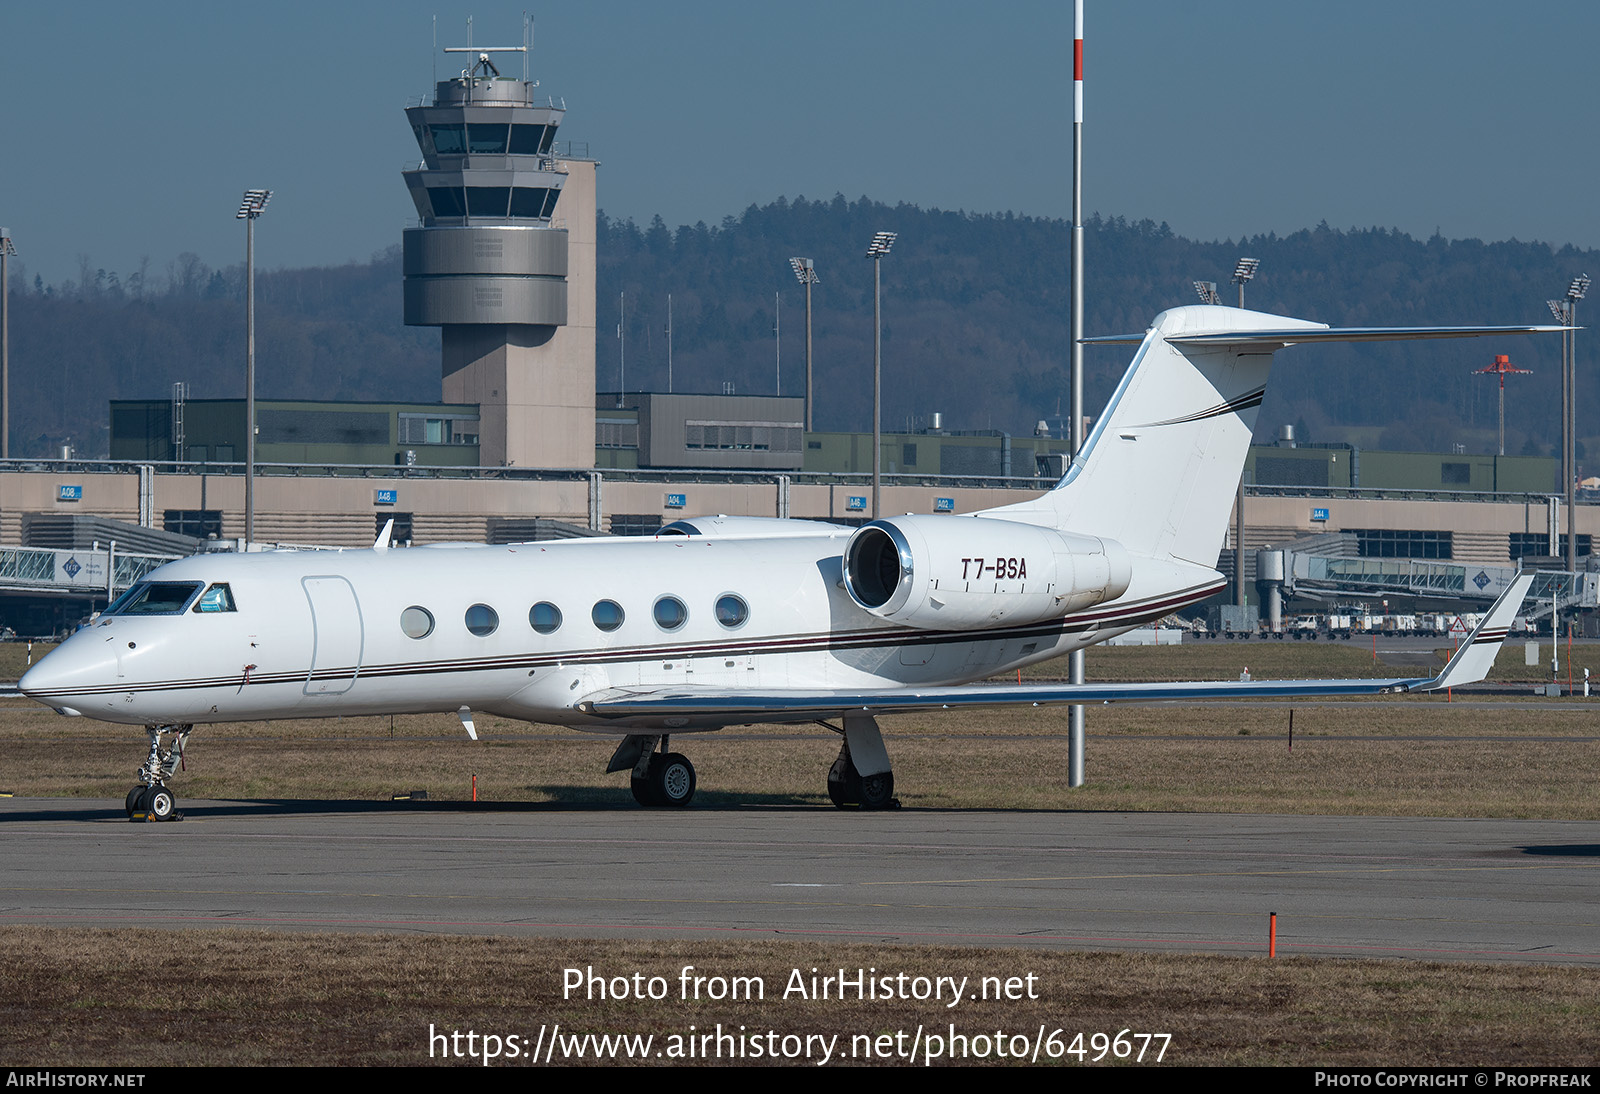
top-left (192, 584), bottom-right (237, 613)
top-left (106, 581), bottom-right (204, 616)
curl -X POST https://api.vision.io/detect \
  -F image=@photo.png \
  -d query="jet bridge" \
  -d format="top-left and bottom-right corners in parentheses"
top-left (1264, 547), bottom-right (1595, 618)
top-left (0, 544), bottom-right (176, 599)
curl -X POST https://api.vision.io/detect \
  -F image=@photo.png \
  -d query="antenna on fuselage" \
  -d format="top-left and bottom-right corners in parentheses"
top-left (373, 518), bottom-right (395, 553)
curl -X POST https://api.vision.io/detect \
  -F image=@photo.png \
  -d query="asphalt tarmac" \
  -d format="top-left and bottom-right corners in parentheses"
top-left (2, 797), bottom-right (1595, 964)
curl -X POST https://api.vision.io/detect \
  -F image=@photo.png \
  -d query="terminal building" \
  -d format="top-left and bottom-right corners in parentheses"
top-left (0, 32), bottom-right (1594, 632)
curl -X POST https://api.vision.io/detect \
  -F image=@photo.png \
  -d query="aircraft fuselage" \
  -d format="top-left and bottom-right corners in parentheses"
top-left (22, 529), bottom-right (1214, 732)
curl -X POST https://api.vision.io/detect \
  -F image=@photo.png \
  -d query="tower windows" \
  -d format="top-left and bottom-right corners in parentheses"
top-left (466, 123), bottom-right (509, 154)
top-left (466, 187), bottom-right (511, 217)
top-left (510, 187), bottom-right (559, 219)
top-left (426, 186), bottom-right (466, 218)
top-left (429, 124), bottom-right (466, 155)
top-left (509, 124), bottom-right (547, 154)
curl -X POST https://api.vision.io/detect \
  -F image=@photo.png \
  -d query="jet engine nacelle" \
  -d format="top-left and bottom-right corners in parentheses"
top-left (842, 515), bottom-right (1132, 630)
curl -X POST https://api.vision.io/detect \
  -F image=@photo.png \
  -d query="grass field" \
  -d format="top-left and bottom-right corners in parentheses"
top-left (8, 693), bottom-right (1600, 818)
top-left (4, 931), bottom-right (1597, 1066)
top-left (5, 640), bottom-right (1598, 1067)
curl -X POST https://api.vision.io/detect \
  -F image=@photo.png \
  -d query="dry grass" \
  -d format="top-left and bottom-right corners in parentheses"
top-left (0, 640), bottom-right (55, 681)
top-left (1076, 641), bottom-right (1403, 681)
top-left (6, 695), bottom-right (1597, 818)
top-left (2, 929), bottom-right (1596, 1066)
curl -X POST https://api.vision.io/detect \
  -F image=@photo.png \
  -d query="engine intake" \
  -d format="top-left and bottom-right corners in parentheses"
top-left (842, 515), bottom-right (1131, 630)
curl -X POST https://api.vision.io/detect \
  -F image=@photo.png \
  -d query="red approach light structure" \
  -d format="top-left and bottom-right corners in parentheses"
top-left (1472, 354), bottom-right (1534, 456)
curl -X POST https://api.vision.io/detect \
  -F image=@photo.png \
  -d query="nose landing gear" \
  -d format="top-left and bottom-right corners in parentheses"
top-left (126, 724), bottom-right (191, 822)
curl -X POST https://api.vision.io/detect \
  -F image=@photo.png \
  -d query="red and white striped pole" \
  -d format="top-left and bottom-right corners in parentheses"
top-left (1068, 0), bottom-right (1088, 788)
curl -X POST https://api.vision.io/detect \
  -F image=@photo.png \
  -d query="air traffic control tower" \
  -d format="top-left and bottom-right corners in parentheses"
top-left (402, 42), bottom-right (597, 467)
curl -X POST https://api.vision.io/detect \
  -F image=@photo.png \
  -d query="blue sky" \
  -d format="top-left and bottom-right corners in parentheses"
top-left (4, 1), bottom-right (1597, 285)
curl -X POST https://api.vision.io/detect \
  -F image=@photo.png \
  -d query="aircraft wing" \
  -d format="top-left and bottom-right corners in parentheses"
top-left (580, 575), bottom-right (1533, 721)
top-left (1083, 324), bottom-right (1569, 347)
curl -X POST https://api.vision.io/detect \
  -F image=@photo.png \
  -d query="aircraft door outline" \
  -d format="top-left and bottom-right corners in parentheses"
top-left (302, 575), bottom-right (364, 696)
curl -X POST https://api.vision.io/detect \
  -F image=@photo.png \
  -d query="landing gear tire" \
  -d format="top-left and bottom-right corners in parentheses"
top-left (125, 787), bottom-right (142, 817)
top-left (631, 752), bottom-right (696, 808)
top-left (827, 746), bottom-right (897, 810)
top-left (857, 769), bottom-right (895, 809)
top-left (630, 771), bottom-right (659, 807)
top-left (146, 785), bottom-right (176, 821)
top-left (827, 754), bottom-right (854, 808)
top-left (654, 753), bottom-right (696, 807)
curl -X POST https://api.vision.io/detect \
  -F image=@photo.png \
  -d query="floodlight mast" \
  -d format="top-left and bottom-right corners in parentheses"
top-left (1231, 257), bottom-right (1259, 307)
top-left (1229, 257), bottom-right (1260, 610)
top-left (866, 233), bottom-right (896, 519)
top-left (1549, 297), bottom-right (1571, 570)
top-left (1565, 274), bottom-right (1588, 573)
top-left (1193, 280), bottom-right (1221, 305)
top-left (236, 189), bottom-right (272, 546)
top-left (790, 258), bottom-right (818, 431)
top-left (0, 227), bottom-right (14, 460)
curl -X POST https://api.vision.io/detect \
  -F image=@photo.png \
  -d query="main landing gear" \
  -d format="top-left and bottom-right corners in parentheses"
top-left (609, 735), bottom-right (697, 808)
top-left (126, 724), bottom-right (191, 822)
top-left (606, 713), bottom-right (901, 810)
top-left (825, 712), bottom-right (899, 810)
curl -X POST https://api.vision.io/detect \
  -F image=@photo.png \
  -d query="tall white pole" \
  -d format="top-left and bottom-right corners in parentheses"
top-left (666, 293), bottom-right (673, 394)
top-left (1567, 298), bottom-right (1578, 572)
top-left (873, 255), bottom-right (882, 519)
top-left (1067, 0), bottom-right (1087, 789)
top-left (245, 214), bottom-right (256, 545)
top-left (236, 189), bottom-right (270, 545)
top-left (1, 231), bottom-right (10, 461)
top-left (804, 275), bottom-right (814, 431)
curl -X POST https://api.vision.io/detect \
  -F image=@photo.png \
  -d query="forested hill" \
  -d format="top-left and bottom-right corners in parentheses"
top-left (7, 195), bottom-right (1595, 459)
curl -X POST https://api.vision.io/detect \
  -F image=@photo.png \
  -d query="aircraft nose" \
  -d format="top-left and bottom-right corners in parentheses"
top-left (20, 635), bottom-right (120, 711)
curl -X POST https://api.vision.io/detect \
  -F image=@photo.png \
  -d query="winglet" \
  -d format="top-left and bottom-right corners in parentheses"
top-left (1417, 573), bottom-right (1535, 691)
top-left (373, 518), bottom-right (394, 554)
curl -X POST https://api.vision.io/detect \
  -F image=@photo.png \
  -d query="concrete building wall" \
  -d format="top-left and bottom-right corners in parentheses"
top-left (1246, 493), bottom-right (1572, 565)
top-left (3, 465), bottom-right (1590, 565)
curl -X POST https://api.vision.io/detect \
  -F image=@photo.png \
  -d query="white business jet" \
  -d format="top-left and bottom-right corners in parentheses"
top-left (21, 306), bottom-right (1547, 818)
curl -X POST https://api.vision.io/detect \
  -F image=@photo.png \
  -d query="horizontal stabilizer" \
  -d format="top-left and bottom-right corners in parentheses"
top-left (1085, 324), bottom-right (1570, 348)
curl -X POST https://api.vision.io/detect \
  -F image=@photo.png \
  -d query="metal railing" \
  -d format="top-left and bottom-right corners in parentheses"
top-left (1248, 484), bottom-right (1568, 506)
top-left (0, 459), bottom-right (1057, 492)
top-left (4, 459), bottom-right (1585, 503)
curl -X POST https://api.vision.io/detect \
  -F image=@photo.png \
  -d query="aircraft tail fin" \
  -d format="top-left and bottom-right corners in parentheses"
top-left (984, 307), bottom-right (1564, 567)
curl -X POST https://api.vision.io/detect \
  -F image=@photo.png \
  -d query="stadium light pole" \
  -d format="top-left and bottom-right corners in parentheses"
top-left (237, 189), bottom-right (271, 546)
top-left (1230, 258), bottom-right (1260, 610)
top-left (1193, 280), bottom-right (1221, 306)
top-left (1564, 275), bottom-right (1588, 573)
top-left (866, 232), bottom-right (896, 518)
top-left (0, 227), bottom-right (14, 460)
top-left (789, 258), bottom-right (818, 431)
top-left (1550, 297), bottom-right (1570, 550)
top-left (1231, 257), bottom-right (1259, 308)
